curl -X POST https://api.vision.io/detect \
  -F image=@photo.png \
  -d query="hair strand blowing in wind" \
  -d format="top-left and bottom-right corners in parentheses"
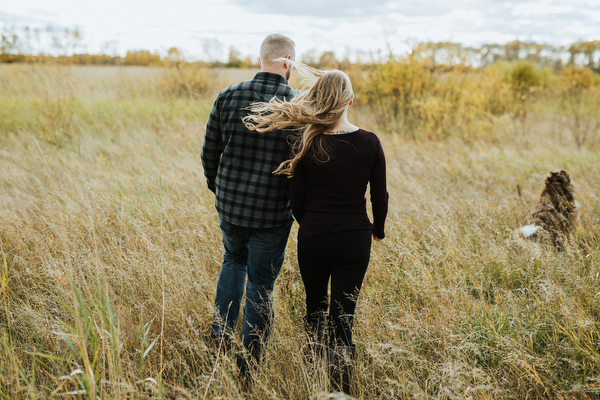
top-left (243, 59), bottom-right (355, 177)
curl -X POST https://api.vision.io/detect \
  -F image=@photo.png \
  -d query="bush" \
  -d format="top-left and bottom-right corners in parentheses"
top-left (352, 56), bottom-right (509, 140)
top-left (496, 60), bottom-right (547, 123)
top-left (158, 65), bottom-right (219, 98)
top-left (558, 65), bottom-right (599, 147)
top-left (352, 55), bottom-right (434, 137)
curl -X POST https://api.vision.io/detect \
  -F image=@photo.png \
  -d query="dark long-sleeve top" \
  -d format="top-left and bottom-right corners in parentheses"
top-left (290, 129), bottom-right (389, 241)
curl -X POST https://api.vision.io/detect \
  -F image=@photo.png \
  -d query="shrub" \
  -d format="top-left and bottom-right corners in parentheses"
top-left (158, 65), bottom-right (219, 98)
top-left (558, 65), bottom-right (599, 147)
top-left (353, 55), bottom-right (434, 137)
top-left (496, 60), bottom-right (546, 123)
top-left (352, 57), bottom-right (509, 140)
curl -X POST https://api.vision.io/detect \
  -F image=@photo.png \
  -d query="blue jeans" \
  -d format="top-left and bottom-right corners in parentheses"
top-left (211, 217), bottom-right (292, 360)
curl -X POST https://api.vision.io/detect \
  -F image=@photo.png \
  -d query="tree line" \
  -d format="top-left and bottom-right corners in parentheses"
top-left (1, 24), bottom-right (599, 70)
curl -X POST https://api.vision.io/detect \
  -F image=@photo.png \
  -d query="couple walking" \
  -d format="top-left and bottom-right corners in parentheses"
top-left (200, 33), bottom-right (388, 395)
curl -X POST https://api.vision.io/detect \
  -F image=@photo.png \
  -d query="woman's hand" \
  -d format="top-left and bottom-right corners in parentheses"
top-left (373, 235), bottom-right (382, 242)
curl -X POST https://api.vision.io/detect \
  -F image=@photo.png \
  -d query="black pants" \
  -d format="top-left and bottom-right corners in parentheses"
top-left (298, 229), bottom-right (372, 346)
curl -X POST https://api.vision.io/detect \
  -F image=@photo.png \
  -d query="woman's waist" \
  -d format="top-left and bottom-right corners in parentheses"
top-left (303, 200), bottom-right (366, 214)
top-left (299, 211), bottom-right (371, 227)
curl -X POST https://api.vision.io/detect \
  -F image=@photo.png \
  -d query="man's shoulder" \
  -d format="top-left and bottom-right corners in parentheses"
top-left (217, 80), bottom-right (250, 97)
top-left (220, 72), bottom-right (294, 97)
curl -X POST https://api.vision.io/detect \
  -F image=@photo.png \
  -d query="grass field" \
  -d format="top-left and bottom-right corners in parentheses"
top-left (0, 64), bottom-right (600, 399)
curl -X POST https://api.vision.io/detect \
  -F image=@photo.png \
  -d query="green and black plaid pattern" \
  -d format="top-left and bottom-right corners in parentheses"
top-left (201, 72), bottom-right (297, 228)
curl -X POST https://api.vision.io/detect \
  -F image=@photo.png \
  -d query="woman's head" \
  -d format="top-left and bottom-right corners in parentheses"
top-left (304, 70), bottom-right (354, 127)
top-left (243, 64), bottom-right (355, 176)
top-left (257, 64), bottom-right (355, 133)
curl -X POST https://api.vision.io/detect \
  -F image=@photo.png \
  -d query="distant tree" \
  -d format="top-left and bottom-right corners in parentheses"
top-left (239, 55), bottom-right (256, 69)
top-left (569, 41), bottom-right (600, 70)
top-left (479, 44), bottom-right (503, 65)
top-left (201, 38), bottom-right (223, 63)
top-left (318, 51), bottom-right (338, 69)
top-left (414, 42), bottom-right (475, 68)
top-left (0, 25), bottom-right (22, 63)
top-left (300, 49), bottom-right (319, 66)
top-left (72, 27), bottom-right (83, 54)
top-left (559, 65), bottom-right (599, 147)
top-left (227, 46), bottom-right (242, 68)
top-left (501, 59), bottom-right (545, 132)
top-left (166, 46), bottom-right (183, 67)
top-left (124, 50), bottom-right (160, 66)
top-left (503, 40), bottom-right (523, 61)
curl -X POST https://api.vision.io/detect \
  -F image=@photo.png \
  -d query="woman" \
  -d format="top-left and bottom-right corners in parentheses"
top-left (244, 64), bottom-right (388, 395)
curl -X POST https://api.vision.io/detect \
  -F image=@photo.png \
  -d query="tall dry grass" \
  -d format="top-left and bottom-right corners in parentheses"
top-left (0, 63), bottom-right (599, 399)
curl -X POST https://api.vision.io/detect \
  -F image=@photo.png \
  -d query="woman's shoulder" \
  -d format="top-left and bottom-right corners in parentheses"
top-left (355, 128), bottom-right (383, 143)
top-left (355, 128), bottom-right (378, 136)
top-left (354, 129), bottom-right (385, 158)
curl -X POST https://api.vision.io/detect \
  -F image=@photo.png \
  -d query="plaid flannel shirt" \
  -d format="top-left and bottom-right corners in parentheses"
top-left (201, 72), bottom-right (297, 228)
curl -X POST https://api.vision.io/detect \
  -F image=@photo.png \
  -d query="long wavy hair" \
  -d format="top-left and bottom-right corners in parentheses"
top-left (243, 60), bottom-right (354, 177)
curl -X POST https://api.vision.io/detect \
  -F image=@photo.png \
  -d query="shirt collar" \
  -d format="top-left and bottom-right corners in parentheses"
top-left (253, 71), bottom-right (289, 85)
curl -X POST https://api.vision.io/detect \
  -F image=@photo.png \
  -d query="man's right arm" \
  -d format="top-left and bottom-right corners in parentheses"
top-left (201, 96), bottom-right (223, 193)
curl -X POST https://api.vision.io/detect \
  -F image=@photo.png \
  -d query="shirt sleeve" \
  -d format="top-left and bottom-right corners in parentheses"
top-left (289, 161), bottom-right (307, 223)
top-left (201, 95), bottom-right (223, 193)
top-left (370, 138), bottom-right (389, 239)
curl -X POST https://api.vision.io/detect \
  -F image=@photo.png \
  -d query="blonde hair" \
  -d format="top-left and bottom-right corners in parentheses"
top-left (243, 61), bottom-right (354, 177)
top-left (260, 34), bottom-right (296, 67)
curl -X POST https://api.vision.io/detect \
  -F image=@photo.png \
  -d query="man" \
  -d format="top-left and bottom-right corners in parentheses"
top-left (200, 33), bottom-right (296, 385)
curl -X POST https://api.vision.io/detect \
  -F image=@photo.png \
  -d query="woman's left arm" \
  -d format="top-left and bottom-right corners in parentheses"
top-left (370, 139), bottom-right (389, 240)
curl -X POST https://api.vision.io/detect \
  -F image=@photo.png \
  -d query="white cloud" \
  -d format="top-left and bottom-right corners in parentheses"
top-left (2, 0), bottom-right (599, 59)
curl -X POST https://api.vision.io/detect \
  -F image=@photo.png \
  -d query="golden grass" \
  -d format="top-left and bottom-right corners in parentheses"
top-left (0, 64), bottom-right (599, 399)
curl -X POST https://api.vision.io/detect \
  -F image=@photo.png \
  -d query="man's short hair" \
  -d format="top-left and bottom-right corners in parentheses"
top-left (260, 34), bottom-right (295, 67)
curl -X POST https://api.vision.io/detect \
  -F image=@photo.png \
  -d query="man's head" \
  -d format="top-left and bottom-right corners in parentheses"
top-left (259, 33), bottom-right (295, 80)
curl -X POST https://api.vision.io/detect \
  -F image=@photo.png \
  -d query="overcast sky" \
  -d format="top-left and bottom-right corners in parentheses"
top-left (2, 0), bottom-right (600, 61)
